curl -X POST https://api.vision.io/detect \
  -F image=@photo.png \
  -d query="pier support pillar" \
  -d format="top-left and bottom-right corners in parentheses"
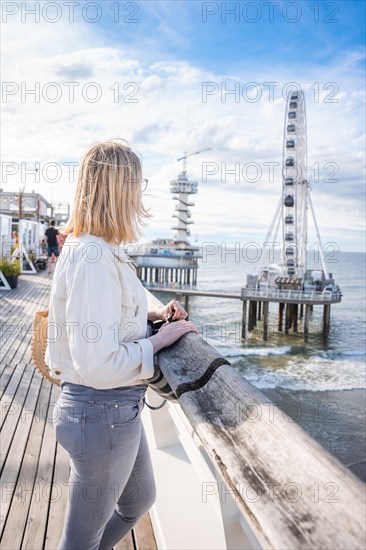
top-left (248, 301), bottom-right (256, 331)
top-left (253, 301), bottom-right (257, 327)
top-left (323, 304), bottom-right (331, 337)
top-left (241, 300), bottom-right (247, 339)
top-left (293, 304), bottom-right (298, 333)
top-left (263, 301), bottom-right (269, 341)
top-left (257, 301), bottom-right (262, 321)
top-left (300, 304), bottom-right (304, 320)
top-left (289, 304), bottom-right (293, 329)
top-left (285, 304), bottom-right (291, 335)
top-left (278, 302), bottom-right (284, 332)
top-left (304, 304), bottom-right (311, 342)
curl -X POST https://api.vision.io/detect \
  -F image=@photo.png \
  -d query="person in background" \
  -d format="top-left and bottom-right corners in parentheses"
top-left (44, 220), bottom-right (59, 274)
top-left (41, 237), bottom-right (48, 255)
top-left (11, 230), bottom-right (19, 255)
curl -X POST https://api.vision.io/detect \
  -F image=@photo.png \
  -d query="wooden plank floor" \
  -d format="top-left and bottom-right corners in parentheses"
top-left (0, 269), bottom-right (157, 550)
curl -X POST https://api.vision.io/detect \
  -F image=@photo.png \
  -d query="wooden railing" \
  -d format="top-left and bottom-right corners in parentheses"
top-left (144, 290), bottom-right (365, 550)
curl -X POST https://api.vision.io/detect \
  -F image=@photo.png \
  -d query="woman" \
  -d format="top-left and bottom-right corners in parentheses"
top-left (46, 141), bottom-right (199, 550)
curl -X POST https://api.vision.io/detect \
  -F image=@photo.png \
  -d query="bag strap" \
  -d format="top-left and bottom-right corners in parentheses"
top-left (143, 396), bottom-right (167, 410)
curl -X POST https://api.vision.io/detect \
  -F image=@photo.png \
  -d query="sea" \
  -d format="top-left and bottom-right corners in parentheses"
top-left (153, 248), bottom-right (366, 483)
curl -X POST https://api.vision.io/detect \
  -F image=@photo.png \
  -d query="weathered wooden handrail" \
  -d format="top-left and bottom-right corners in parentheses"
top-left (146, 290), bottom-right (365, 549)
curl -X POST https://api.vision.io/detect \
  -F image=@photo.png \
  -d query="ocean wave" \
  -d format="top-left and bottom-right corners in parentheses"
top-left (238, 357), bottom-right (366, 392)
top-left (211, 343), bottom-right (292, 358)
top-left (320, 350), bottom-right (366, 359)
top-left (231, 345), bottom-right (292, 358)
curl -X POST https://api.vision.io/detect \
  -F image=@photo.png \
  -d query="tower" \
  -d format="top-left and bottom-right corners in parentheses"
top-left (170, 152), bottom-right (197, 243)
top-left (129, 148), bottom-right (210, 287)
top-left (170, 149), bottom-right (210, 243)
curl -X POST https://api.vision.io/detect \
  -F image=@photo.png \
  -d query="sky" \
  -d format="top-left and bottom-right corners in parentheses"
top-left (1, 0), bottom-right (365, 252)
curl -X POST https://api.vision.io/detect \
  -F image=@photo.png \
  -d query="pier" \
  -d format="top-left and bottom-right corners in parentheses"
top-left (241, 287), bottom-right (341, 340)
top-left (135, 258), bottom-right (198, 286)
top-left (1, 271), bottom-right (364, 549)
top-left (141, 284), bottom-right (341, 341)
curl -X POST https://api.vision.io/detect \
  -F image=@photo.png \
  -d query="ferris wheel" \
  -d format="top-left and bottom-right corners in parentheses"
top-left (281, 89), bottom-right (308, 278)
top-left (252, 87), bottom-right (331, 286)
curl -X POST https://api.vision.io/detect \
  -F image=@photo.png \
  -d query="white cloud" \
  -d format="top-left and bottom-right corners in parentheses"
top-left (1, 13), bottom-right (365, 252)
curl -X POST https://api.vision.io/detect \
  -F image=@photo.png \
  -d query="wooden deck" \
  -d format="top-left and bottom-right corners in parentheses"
top-left (0, 269), bottom-right (157, 550)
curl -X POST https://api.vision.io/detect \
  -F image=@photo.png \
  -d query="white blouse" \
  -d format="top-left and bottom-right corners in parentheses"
top-left (45, 233), bottom-right (154, 389)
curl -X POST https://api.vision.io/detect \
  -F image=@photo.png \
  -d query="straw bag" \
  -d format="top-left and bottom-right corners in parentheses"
top-left (31, 309), bottom-right (61, 386)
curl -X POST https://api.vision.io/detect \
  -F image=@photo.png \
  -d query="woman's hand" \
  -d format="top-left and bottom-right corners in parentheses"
top-left (155, 299), bottom-right (188, 322)
top-left (148, 319), bottom-right (199, 354)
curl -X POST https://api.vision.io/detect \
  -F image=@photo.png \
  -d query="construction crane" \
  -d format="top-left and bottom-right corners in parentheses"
top-left (177, 148), bottom-right (212, 174)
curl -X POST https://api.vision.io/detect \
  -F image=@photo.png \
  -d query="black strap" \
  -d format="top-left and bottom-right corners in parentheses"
top-left (175, 357), bottom-right (230, 398)
top-left (143, 396), bottom-right (167, 410)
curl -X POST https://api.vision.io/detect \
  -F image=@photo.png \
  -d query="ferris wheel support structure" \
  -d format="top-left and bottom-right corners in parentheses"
top-left (308, 191), bottom-right (329, 278)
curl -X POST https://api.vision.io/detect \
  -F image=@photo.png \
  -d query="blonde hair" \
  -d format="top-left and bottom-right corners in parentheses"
top-left (61, 140), bottom-right (152, 244)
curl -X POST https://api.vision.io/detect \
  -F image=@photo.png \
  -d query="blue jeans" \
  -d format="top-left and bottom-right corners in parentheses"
top-left (48, 245), bottom-right (59, 257)
top-left (53, 381), bottom-right (156, 550)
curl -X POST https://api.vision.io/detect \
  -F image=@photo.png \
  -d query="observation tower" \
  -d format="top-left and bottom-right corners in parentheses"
top-left (130, 149), bottom-right (210, 287)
